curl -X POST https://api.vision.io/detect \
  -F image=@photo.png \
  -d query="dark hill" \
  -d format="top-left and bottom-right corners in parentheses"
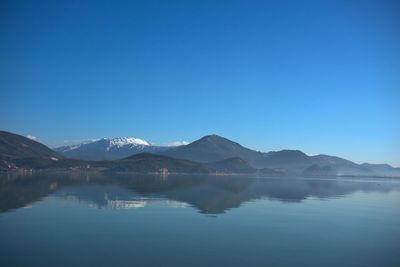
top-left (0, 131), bottom-right (61, 160)
top-left (0, 131), bottom-right (62, 171)
top-left (162, 135), bottom-right (263, 163)
top-left (302, 164), bottom-right (337, 176)
top-left (206, 157), bottom-right (256, 174)
top-left (255, 150), bottom-right (310, 169)
top-left (106, 153), bottom-right (212, 174)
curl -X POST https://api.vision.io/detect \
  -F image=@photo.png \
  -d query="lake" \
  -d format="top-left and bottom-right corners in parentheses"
top-left (1, 173), bottom-right (399, 267)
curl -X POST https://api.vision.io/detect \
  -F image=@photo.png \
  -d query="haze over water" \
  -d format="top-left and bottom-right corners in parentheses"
top-left (1, 173), bottom-right (399, 267)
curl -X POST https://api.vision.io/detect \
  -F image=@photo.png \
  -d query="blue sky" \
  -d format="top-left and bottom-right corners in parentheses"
top-left (1, 0), bottom-right (399, 166)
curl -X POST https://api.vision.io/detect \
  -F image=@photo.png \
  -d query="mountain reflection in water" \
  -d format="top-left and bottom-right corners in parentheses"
top-left (1, 173), bottom-right (399, 214)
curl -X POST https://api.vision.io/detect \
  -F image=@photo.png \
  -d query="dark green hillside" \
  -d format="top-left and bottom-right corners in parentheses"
top-left (259, 167), bottom-right (284, 176)
top-left (105, 153), bottom-right (213, 173)
top-left (302, 165), bottom-right (337, 176)
top-left (206, 157), bottom-right (256, 174)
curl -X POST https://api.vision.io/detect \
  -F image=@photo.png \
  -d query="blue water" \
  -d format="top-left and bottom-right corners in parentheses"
top-left (0, 174), bottom-right (399, 267)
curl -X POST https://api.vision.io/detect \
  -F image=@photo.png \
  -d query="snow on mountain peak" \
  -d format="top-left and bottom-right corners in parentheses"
top-left (106, 137), bottom-right (151, 148)
top-left (57, 137), bottom-right (152, 153)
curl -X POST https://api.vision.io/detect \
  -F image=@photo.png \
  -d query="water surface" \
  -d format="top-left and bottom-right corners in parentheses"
top-left (1, 173), bottom-right (399, 267)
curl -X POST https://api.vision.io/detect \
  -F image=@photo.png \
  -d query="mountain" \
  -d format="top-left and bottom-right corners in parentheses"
top-left (162, 135), bottom-right (263, 163)
top-left (0, 131), bottom-right (115, 171)
top-left (0, 131), bottom-right (61, 160)
top-left (163, 135), bottom-right (400, 177)
top-left (161, 135), bottom-right (336, 174)
top-left (252, 151), bottom-right (370, 175)
top-left (253, 150), bottom-right (311, 170)
top-left (160, 135), bottom-right (344, 174)
top-left (361, 163), bottom-right (400, 177)
top-left (308, 154), bottom-right (374, 176)
top-left (55, 137), bottom-right (169, 161)
top-left (0, 131), bottom-right (62, 170)
top-left (105, 153), bottom-right (212, 174)
top-left (2, 130), bottom-right (399, 177)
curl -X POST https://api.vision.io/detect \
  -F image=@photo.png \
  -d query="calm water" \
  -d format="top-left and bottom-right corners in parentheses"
top-left (0, 173), bottom-right (399, 267)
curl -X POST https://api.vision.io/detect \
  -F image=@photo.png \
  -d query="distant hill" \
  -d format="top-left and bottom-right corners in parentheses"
top-left (253, 151), bottom-right (373, 175)
top-left (162, 135), bottom-right (263, 163)
top-left (253, 150), bottom-right (311, 170)
top-left (360, 163), bottom-right (400, 177)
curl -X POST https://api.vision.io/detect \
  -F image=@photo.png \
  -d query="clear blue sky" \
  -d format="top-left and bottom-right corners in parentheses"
top-left (1, 0), bottom-right (399, 166)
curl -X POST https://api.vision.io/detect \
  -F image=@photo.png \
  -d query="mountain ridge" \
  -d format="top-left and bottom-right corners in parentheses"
top-left (161, 134), bottom-right (264, 164)
top-left (0, 131), bottom-right (62, 160)
top-left (1, 131), bottom-right (399, 177)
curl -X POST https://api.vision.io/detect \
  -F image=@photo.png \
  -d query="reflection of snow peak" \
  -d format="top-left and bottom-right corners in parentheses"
top-left (57, 192), bottom-right (189, 210)
top-left (105, 198), bottom-right (189, 209)
top-left (106, 199), bottom-right (149, 209)
top-left (167, 200), bottom-right (188, 208)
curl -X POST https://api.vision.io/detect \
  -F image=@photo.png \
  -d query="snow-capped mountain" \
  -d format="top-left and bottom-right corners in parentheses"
top-left (106, 137), bottom-right (151, 148)
top-left (55, 137), bottom-right (168, 161)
